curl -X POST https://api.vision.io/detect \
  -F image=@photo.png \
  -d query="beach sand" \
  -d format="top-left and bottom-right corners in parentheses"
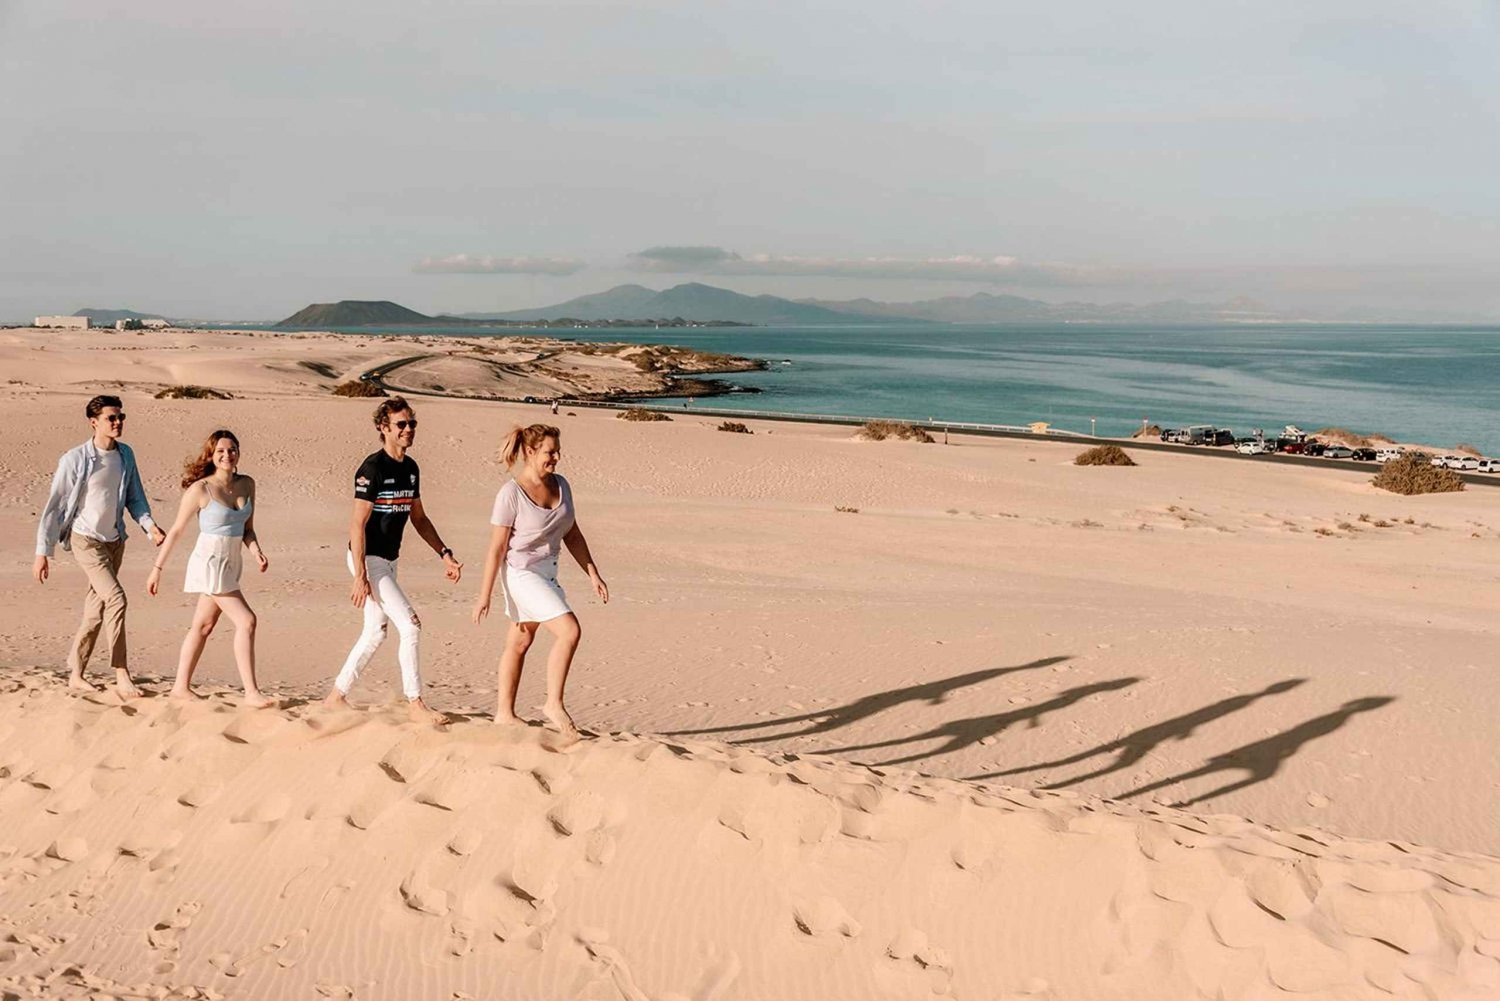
top-left (2, 327), bottom-right (1497, 998)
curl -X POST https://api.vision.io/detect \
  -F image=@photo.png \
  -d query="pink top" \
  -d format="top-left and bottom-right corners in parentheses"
top-left (491, 475), bottom-right (575, 570)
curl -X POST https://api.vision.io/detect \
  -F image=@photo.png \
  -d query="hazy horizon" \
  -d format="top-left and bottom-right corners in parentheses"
top-left (4, 1), bottom-right (1498, 321)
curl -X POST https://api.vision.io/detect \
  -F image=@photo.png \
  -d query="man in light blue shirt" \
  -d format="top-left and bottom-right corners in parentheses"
top-left (34, 395), bottom-right (165, 697)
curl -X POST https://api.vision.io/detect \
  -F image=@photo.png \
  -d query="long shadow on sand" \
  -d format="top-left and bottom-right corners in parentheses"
top-left (822, 676), bottom-right (1141, 767)
top-left (966, 678), bottom-right (1308, 788)
top-left (665, 655), bottom-right (1071, 744)
top-left (1117, 696), bottom-right (1397, 807)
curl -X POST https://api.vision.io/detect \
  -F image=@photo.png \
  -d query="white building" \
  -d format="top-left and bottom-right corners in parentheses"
top-left (35, 315), bottom-right (90, 329)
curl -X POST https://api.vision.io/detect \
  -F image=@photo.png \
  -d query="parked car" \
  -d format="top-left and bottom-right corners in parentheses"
top-left (1352, 448), bottom-right (1378, 461)
top-left (1276, 438), bottom-right (1305, 454)
top-left (1478, 459), bottom-right (1500, 473)
top-left (1433, 454), bottom-right (1464, 468)
top-left (1160, 428), bottom-right (1182, 442)
top-left (1303, 442), bottom-right (1326, 456)
top-left (1208, 429), bottom-right (1236, 446)
top-left (1236, 440), bottom-right (1268, 455)
top-left (1375, 448), bottom-right (1404, 463)
top-left (1449, 456), bottom-right (1481, 471)
top-left (1324, 445), bottom-right (1355, 459)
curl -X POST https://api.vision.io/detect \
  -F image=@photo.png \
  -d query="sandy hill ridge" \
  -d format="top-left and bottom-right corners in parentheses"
top-left (0, 671), bottom-right (1496, 1000)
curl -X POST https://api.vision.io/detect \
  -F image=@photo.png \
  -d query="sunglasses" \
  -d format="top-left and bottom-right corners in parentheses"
top-left (101, 414), bottom-right (127, 423)
top-left (392, 419), bottom-right (418, 430)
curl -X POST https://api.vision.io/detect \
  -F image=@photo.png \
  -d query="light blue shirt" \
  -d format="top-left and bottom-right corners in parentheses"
top-left (35, 439), bottom-right (158, 557)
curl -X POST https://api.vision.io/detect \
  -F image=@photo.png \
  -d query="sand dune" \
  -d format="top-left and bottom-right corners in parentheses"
top-left (4, 327), bottom-right (1500, 997)
top-left (2, 674), bottom-right (1496, 1000)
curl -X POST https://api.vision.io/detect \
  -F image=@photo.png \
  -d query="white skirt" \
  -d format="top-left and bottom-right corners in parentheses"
top-left (184, 534), bottom-right (243, 595)
top-left (503, 557), bottom-right (571, 623)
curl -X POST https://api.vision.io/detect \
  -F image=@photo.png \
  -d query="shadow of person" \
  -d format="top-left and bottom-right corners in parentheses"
top-left (665, 655), bottom-right (1070, 743)
top-left (1118, 696), bottom-right (1396, 806)
top-left (968, 678), bottom-right (1307, 788)
top-left (824, 676), bottom-right (1140, 768)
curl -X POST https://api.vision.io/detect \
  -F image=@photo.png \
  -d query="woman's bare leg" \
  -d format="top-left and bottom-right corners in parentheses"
top-left (540, 614), bottom-right (582, 738)
top-left (171, 596), bottom-right (221, 700)
top-left (495, 622), bottom-right (535, 724)
top-left (213, 592), bottom-right (274, 708)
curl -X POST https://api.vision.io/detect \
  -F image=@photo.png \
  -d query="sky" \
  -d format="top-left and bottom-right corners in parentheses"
top-left (3, 0), bottom-right (1499, 321)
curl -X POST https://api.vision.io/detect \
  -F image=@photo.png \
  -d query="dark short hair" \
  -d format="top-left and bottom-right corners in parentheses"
top-left (372, 396), bottom-right (413, 434)
top-left (86, 395), bottom-right (123, 419)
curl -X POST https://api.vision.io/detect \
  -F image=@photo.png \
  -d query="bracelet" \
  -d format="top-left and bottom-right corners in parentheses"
top-left (439, 547), bottom-right (453, 560)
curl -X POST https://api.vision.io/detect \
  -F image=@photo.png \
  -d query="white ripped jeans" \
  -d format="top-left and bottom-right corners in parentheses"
top-left (335, 552), bottom-right (422, 700)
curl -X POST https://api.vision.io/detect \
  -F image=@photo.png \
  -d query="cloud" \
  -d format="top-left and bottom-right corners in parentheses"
top-left (414, 254), bottom-right (586, 276)
top-left (627, 246), bottom-right (1120, 286)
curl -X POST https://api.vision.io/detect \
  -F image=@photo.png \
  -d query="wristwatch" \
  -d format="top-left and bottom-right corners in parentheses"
top-left (439, 547), bottom-right (454, 560)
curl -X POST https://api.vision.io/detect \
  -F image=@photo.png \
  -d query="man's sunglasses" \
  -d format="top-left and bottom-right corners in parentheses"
top-left (101, 414), bottom-right (127, 423)
top-left (393, 419), bottom-right (418, 430)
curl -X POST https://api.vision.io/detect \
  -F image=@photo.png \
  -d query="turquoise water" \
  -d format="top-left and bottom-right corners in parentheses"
top-left (266, 323), bottom-right (1500, 452)
top-left (572, 324), bottom-right (1500, 453)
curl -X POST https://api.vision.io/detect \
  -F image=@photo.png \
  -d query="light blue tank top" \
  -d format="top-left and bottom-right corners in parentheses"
top-left (200, 497), bottom-right (252, 537)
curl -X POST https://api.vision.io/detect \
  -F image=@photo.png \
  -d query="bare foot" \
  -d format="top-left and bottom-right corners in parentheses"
top-left (115, 673), bottom-right (142, 700)
top-left (169, 686), bottom-right (206, 702)
top-left (67, 674), bottom-right (101, 693)
top-left (492, 711), bottom-right (526, 726)
top-left (322, 690), bottom-right (352, 710)
top-left (241, 692), bottom-right (278, 710)
top-left (543, 702), bottom-right (580, 741)
top-left (408, 697), bottom-right (447, 726)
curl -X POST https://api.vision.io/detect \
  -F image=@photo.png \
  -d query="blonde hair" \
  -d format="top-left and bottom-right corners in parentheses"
top-left (500, 424), bottom-right (561, 468)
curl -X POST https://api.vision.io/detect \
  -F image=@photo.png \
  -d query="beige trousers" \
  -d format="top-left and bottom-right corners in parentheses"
top-left (67, 531), bottom-right (128, 675)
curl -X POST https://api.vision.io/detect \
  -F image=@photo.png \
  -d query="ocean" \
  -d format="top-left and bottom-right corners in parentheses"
top-left (563, 323), bottom-right (1500, 454)
top-left (269, 323), bottom-right (1500, 454)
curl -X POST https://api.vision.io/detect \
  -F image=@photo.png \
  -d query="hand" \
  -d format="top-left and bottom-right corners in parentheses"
top-left (350, 575), bottom-right (370, 607)
top-left (591, 572), bottom-right (609, 604)
top-left (147, 566), bottom-right (161, 596)
top-left (33, 555), bottom-right (48, 584)
top-left (443, 554), bottom-right (463, 583)
top-left (472, 598), bottom-right (490, 624)
top-left (254, 547), bottom-right (270, 573)
top-left (149, 525), bottom-right (166, 546)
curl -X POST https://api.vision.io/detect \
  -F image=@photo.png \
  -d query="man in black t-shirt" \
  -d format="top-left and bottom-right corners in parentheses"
top-left (323, 397), bottom-right (462, 724)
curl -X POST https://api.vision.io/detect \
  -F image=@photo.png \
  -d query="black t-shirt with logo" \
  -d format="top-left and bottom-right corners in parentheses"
top-left (353, 450), bottom-right (420, 560)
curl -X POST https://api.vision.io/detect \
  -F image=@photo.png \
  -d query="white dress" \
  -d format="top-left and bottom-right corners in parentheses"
top-left (183, 498), bottom-right (251, 595)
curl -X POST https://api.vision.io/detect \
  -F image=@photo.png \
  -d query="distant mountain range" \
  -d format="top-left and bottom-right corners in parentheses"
top-left (463, 283), bottom-right (882, 325)
top-left (261, 284), bottom-right (1492, 331)
top-left (464, 283), bottom-right (1300, 325)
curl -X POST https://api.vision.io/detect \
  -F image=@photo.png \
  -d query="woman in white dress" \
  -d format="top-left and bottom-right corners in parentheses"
top-left (472, 424), bottom-right (608, 740)
top-left (147, 430), bottom-right (274, 707)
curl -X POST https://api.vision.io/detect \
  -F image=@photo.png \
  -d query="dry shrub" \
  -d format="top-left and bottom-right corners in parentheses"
top-left (1372, 452), bottom-right (1465, 495)
top-left (1132, 424), bottom-right (1163, 439)
top-left (155, 385), bottom-right (233, 400)
top-left (332, 380), bottom-right (386, 398)
top-left (717, 421), bottom-right (751, 434)
top-left (858, 420), bottom-right (934, 443)
top-left (1075, 444), bottom-right (1137, 466)
top-left (1455, 442), bottom-right (1483, 456)
top-left (1312, 427), bottom-right (1371, 447)
top-left (618, 407), bottom-right (671, 422)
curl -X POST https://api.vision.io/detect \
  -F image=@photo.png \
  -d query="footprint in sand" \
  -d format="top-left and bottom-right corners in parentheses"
top-left (146, 900), bottom-right (202, 955)
top-left (547, 792), bottom-right (606, 838)
top-left (792, 897), bottom-right (861, 939)
top-left (230, 794), bottom-right (291, 826)
top-left (45, 837), bottom-right (89, 863)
